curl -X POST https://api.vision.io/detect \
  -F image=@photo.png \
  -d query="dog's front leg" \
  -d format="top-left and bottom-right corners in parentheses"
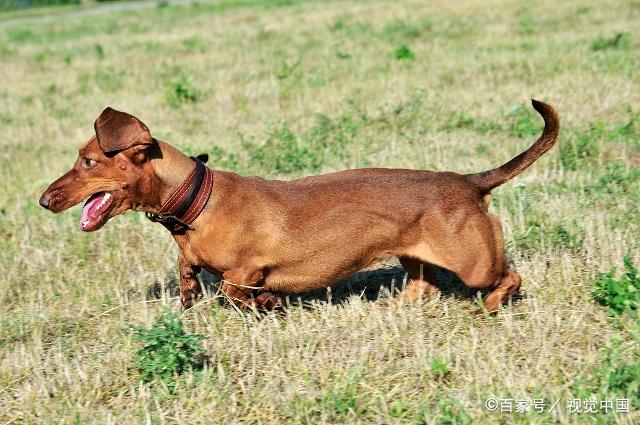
top-left (178, 253), bottom-right (202, 309)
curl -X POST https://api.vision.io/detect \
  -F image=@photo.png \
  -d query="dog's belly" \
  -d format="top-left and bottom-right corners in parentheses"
top-left (263, 268), bottom-right (347, 293)
top-left (263, 274), bottom-right (325, 293)
top-left (261, 250), bottom-right (392, 293)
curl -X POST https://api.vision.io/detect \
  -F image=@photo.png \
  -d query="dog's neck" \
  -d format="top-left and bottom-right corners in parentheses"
top-left (147, 140), bottom-right (198, 212)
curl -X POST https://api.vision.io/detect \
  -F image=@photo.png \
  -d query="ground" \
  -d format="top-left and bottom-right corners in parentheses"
top-left (0, 0), bottom-right (639, 423)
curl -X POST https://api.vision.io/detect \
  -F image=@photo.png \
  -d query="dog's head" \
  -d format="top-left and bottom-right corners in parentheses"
top-left (39, 107), bottom-right (160, 232)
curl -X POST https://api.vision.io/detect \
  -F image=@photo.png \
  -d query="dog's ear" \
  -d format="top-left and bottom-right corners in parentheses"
top-left (196, 153), bottom-right (209, 163)
top-left (94, 107), bottom-right (154, 155)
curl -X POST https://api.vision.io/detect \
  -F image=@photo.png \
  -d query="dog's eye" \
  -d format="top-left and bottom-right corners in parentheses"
top-left (82, 158), bottom-right (97, 169)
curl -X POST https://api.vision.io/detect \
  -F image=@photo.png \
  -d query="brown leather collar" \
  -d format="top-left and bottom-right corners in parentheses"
top-left (146, 157), bottom-right (213, 233)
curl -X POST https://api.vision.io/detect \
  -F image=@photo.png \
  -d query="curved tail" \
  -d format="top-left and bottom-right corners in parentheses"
top-left (468, 99), bottom-right (559, 192)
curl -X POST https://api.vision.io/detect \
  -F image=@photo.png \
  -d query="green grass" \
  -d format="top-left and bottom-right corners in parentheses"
top-left (0, 0), bottom-right (639, 423)
top-left (130, 308), bottom-right (207, 391)
top-left (572, 259), bottom-right (640, 414)
top-left (593, 256), bottom-right (640, 316)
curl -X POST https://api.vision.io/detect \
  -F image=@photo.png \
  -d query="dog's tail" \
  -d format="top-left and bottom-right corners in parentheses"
top-left (467, 99), bottom-right (559, 193)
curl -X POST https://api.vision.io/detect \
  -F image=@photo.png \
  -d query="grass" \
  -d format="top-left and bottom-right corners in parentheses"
top-left (130, 308), bottom-right (207, 391)
top-left (592, 256), bottom-right (640, 316)
top-left (0, 0), bottom-right (639, 423)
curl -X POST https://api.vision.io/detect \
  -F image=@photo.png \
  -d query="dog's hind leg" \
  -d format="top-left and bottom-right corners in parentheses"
top-left (396, 256), bottom-right (440, 303)
top-left (482, 269), bottom-right (522, 311)
top-left (480, 213), bottom-right (521, 311)
top-left (221, 267), bottom-right (270, 308)
top-left (254, 292), bottom-right (284, 310)
top-left (455, 213), bottom-right (521, 311)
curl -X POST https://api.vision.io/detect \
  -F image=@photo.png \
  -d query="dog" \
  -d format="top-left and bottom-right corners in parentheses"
top-left (39, 99), bottom-right (559, 311)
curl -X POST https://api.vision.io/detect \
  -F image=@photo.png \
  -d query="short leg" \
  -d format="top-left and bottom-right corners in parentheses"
top-left (396, 257), bottom-right (439, 303)
top-left (220, 281), bottom-right (252, 307)
top-left (221, 268), bottom-right (264, 308)
top-left (478, 214), bottom-right (520, 311)
top-left (178, 253), bottom-right (201, 309)
top-left (254, 292), bottom-right (284, 310)
top-left (482, 268), bottom-right (521, 312)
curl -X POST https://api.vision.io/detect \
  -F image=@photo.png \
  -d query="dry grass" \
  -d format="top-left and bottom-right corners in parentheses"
top-left (0, 0), bottom-right (639, 423)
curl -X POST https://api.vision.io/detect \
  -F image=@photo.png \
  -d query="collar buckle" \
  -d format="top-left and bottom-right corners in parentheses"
top-left (145, 212), bottom-right (194, 231)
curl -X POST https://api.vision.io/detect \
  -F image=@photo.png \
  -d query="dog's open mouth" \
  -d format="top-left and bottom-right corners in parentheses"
top-left (81, 192), bottom-right (113, 232)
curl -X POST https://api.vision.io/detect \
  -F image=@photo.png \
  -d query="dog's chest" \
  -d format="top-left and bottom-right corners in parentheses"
top-left (173, 233), bottom-right (228, 271)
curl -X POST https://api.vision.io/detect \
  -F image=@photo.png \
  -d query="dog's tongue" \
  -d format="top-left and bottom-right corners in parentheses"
top-left (80, 192), bottom-right (111, 231)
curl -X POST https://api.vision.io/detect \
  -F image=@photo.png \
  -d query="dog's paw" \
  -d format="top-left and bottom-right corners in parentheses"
top-left (254, 292), bottom-right (284, 310)
top-left (181, 294), bottom-right (196, 309)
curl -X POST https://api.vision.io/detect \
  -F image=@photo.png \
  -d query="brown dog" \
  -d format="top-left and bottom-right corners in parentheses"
top-left (39, 100), bottom-right (559, 311)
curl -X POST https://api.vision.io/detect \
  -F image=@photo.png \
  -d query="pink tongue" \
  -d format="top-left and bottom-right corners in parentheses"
top-left (81, 193), bottom-right (106, 224)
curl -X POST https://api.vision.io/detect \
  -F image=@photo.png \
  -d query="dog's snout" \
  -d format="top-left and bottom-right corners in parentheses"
top-left (39, 194), bottom-right (51, 209)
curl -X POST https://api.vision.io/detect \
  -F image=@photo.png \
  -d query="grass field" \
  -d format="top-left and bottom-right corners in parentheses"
top-left (1, 0), bottom-right (639, 423)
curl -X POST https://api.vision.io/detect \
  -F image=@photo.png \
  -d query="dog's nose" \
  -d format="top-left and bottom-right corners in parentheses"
top-left (39, 194), bottom-right (50, 209)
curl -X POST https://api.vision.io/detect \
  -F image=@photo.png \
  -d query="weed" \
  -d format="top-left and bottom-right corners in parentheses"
top-left (393, 44), bottom-right (415, 60)
top-left (319, 368), bottom-right (367, 419)
top-left (572, 257), bottom-right (640, 413)
top-left (609, 110), bottom-right (640, 150)
top-left (335, 49), bottom-right (351, 59)
top-left (276, 57), bottom-right (302, 79)
top-left (573, 330), bottom-right (640, 411)
top-left (590, 31), bottom-right (630, 51)
top-left (247, 123), bottom-right (323, 173)
top-left (514, 218), bottom-right (582, 253)
top-left (600, 337), bottom-right (640, 407)
top-left (206, 145), bottom-right (241, 172)
top-left (440, 112), bottom-right (475, 131)
top-left (287, 368), bottom-right (367, 422)
top-left (547, 222), bottom-right (582, 249)
top-left (239, 102), bottom-right (372, 174)
top-left (513, 217), bottom-right (543, 252)
top-left (130, 308), bottom-right (207, 390)
top-left (164, 75), bottom-right (201, 108)
top-left (386, 398), bottom-right (411, 419)
top-left (592, 256), bottom-right (640, 315)
top-left (559, 128), bottom-right (599, 171)
top-left (94, 43), bottom-right (105, 60)
top-left (428, 358), bottom-right (451, 380)
top-left (590, 161), bottom-right (640, 195)
top-left (63, 52), bottom-right (73, 65)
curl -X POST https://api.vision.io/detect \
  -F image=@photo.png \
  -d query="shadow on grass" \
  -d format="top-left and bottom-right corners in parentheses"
top-left (146, 262), bottom-right (515, 308)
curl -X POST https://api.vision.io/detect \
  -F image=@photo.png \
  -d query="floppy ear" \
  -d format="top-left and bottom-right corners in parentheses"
top-left (94, 107), bottom-right (154, 154)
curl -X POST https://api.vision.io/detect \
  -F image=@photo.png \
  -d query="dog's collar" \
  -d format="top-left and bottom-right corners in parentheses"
top-left (146, 156), bottom-right (213, 233)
